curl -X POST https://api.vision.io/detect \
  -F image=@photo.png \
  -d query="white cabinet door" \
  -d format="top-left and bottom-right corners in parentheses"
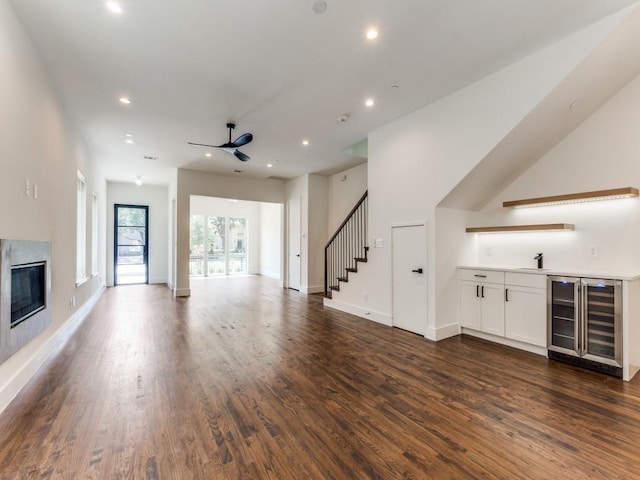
top-left (505, 285), bottom-right (546, 347)
top-left (481, 283), bottom-right (505, 336)
top-left (460, 280), bottom-right (481, 330)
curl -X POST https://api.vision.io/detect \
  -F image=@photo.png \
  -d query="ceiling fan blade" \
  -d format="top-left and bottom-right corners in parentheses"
top-left (231, 133), bottom-right (253, 148)
top-left (234, 150), bottom-right (251, 162)
top-left (188, 141), bottom-right (218, 148)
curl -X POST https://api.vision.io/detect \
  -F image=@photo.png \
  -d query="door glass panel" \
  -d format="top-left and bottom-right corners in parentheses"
top-left (189, 215), bottom-right (205, 276)
top-left (115, 205), bottom-right (148, 285)
top-left (207, 216), bottom-right (226, 275)
top-left (550, 281), bottom-right (576, 351)
top-left (228, 217), bottom-right (247, 274)
top-left (585, 284), bottom-right (616, 359)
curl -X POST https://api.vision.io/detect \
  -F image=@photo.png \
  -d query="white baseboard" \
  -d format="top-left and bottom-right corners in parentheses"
top-left (174, 288), bottom-right (190, 297)
top-left (149, 277), bottom-right (167, 285)
top-left (301, 285), bottom-right (324, 294)
top-left (323, 298), bottom-right (392, 327)
top-left (425, 323), bottom-right (461, 341)
top-left (461, 328), bottom-right (547, 356)
top-left (0, 284), bottom-right (105, 414)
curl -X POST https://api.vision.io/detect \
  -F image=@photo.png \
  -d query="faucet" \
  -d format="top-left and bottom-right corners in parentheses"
top-left (534, 252), bottom-right (543, 269)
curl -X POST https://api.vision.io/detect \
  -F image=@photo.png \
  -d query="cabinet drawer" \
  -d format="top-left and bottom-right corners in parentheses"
top-left (460, 269), bottom-right (504, 284)
top-left (505, 272), bottom-right (547, 289)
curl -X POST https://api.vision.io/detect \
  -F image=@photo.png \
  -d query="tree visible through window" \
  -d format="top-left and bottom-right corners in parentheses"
top-left (189, 215), bottom-right (247, 276)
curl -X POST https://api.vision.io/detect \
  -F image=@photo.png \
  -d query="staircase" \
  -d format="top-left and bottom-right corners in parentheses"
top-left (324, 191), bottom-right (368, 299)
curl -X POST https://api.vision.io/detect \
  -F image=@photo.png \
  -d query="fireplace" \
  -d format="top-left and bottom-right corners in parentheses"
top-left (11, 262), bottom-right (46, 328)
top-left (0, 240), bottom-right (51, 364)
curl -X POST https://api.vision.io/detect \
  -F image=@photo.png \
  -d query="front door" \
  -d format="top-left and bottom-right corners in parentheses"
top-left (288, 197), bottom-right (301, 290)
top-left (392, 224), bottom-right (427, 335)
top-left (114, 204), bottom-right (148, 285)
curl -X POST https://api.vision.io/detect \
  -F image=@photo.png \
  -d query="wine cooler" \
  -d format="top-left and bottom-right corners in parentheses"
top-left (547, 276), bottom-right (622, 377)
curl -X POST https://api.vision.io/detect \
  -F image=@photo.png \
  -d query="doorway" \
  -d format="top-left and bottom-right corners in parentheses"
top-left (114, 204), bottom-right (149, 285)
top-left (392, 224), bottom-right (427, 335)
top-left (287, 197), bottom-right (301, 291)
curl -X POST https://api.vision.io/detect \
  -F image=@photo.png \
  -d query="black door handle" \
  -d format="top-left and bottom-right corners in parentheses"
top-left (411, 268), bottom-right (423, 274)
top-left (296, 254), bottom-right (300, 257)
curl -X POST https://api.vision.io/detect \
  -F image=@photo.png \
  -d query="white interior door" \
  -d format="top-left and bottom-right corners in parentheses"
top-left (288, 197), bottom-right (301, 290)
top-left (392, 224), bottom-right (427, 335)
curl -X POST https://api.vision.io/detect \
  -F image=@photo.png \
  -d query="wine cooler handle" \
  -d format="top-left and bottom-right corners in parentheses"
top-left (578, 283), bottom-right (585, 355)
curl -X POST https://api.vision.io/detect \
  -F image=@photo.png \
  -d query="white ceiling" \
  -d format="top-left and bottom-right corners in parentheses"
top-left (8, 0), bottom-right (637, 186)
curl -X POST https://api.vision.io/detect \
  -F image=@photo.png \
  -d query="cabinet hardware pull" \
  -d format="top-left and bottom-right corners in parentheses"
top-left (505, 288), bottom-right (509, 302)
top-left (476, 285), bottom-right (479, 297)
top-left (481, 286), bottom-right (485, 298)
top-left (474, 274), bottom-right (487, 278)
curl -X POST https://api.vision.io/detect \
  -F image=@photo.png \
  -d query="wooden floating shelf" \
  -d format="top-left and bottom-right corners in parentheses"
top-left (503, 187), bottom-right (638, 208)
top-left (466, 223), bottom-right (575, 234)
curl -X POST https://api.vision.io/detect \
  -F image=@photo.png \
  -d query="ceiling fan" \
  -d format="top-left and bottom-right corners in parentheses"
top-left (188, 123), bottom-right (253, 162)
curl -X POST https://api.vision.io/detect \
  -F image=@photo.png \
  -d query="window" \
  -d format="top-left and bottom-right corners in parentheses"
top-left (91, 193), bottom-right (98, 276)
top-left (76, 171), bottom-right (87, 285)
top-left (189, 215), bottom-right (247, 276)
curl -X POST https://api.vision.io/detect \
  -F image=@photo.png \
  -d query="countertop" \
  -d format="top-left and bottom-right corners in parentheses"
top-left (458, 265), bottom-right (640, 281)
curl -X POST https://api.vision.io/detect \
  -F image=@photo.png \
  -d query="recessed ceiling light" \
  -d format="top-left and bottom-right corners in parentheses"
top-left (135, 175), bottom-right (143, 186)
top-left (125, 139), bottom-right (134, 144)
top-left (119, 97), bottom-right (131, 104)
top-left (366, 28), bottom-right (379, 40)
top-left (267, 163), bottom-right (273, 168)
top-left (302, 140), bottom-right (309, 146)
top-left (125, 133), bottom-right (132, 137)
top-left (106, 2), bottom-right (122, 14)
top-left (365, 98), bottom-right (375, 107)
top-left (205, 153), bottom-right (212, 157)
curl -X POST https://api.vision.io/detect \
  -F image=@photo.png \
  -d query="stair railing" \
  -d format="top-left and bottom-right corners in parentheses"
top-left (324, 191), bottom-right (368, 298)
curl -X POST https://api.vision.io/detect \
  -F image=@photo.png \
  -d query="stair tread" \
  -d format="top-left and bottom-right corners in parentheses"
top-left (346, 267), bottom-right (357, 272)
top-left (329, 285), bottom-right (340, 291)
top-left (337, 277), bottom-right (348, 282)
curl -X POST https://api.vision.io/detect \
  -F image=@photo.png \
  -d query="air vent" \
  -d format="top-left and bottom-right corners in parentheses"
top-left (144, 155), bottom-right (158, 161)
top-left (234, 170), bottom-right (243, 173)
top-left (268, 175), bottom-right (289, 181)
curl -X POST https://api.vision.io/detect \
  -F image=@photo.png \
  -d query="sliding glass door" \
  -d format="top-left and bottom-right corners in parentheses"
top-left (190, 215), bottom-right (247, 276)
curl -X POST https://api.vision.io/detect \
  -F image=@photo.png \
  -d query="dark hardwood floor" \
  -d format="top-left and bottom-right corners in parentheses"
top-left (0, 276), bottom-right (639, 479)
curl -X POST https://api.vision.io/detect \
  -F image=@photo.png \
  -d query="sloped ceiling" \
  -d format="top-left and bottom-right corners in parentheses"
top-left (7, 0), bottom-right (638, 185)
top-left (439, 5), bottom-right (640, 211)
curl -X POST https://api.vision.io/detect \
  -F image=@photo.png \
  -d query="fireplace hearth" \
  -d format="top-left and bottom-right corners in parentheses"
top-left (0, 240), bottom-right (51, 364)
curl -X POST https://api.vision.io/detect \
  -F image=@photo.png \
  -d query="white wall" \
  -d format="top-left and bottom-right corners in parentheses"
top-left (335, 16), bottom-right (622, 340)
top-left (308, 175), bottom-right (328, 293)
top-left (175, 169), bottom-right (285, 296)
top-left (107, 182), bottom-right (169, 285)
top-left (328, 163), bottom-right (368, 235)
top-left (0, 1), bottom-right (105, 410)
top-left (471, 71), bottom-right (640, 276)
top-left (259, 202), bottom-right (283, 280)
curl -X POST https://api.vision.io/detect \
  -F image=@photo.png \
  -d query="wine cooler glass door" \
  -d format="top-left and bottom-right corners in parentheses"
top-left (548, 277), bottom-right (580, 356)
top-left (582, 279), bottom-right (622, 367)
